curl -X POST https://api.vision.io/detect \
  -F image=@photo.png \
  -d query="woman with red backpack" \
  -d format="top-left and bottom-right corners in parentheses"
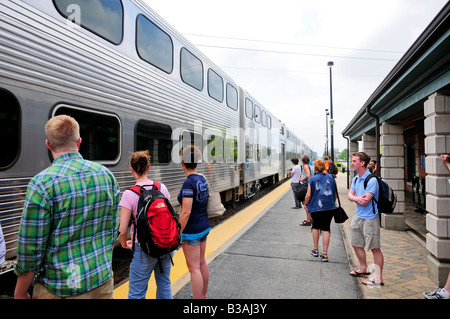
top-left (118, 151), bottom-right (174, 299)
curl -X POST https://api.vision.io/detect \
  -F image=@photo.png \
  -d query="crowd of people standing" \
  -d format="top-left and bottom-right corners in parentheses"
top-left (9, 114), bottom-right (449, 299)
top-left (12, 115), bottom-right (210, 299)
top-left (290, 153), bottom-right (384, 287)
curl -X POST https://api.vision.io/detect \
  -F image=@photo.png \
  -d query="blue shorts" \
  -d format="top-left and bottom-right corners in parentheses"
top-left (181, 232), bottom-right (209, 246)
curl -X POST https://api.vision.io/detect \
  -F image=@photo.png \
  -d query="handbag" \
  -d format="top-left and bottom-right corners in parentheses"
top-left (333, 184), bottom-right (348, 224)
top-left (295, 181), bottom-right (308, 202)
top-left (207, 190), bottom-right (226, 218)
top-left (200, 174), bottom-right (226, 218)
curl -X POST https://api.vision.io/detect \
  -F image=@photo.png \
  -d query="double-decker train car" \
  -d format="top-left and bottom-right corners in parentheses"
top-left (0, 0), bottom-right (310, 265)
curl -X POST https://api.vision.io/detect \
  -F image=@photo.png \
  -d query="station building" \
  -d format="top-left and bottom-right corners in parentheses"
top-left (342, 3), bottom-right (450, 286)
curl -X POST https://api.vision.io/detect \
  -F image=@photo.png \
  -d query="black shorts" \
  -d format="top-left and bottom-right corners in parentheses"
top-left (310, 210), bottom-right (334, 232)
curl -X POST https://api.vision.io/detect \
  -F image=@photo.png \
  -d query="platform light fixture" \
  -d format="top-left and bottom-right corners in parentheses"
top-left (327, 61), bottom-right (334, 162)
top-left (325, 108), bottom-right (329, 156)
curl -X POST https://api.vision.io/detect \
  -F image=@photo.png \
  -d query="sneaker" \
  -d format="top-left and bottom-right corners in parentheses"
top-left (320, 253), bottom-right (328, 262)
top-left (310, 248), bottom-right (319, 257)
top-left (423, 288), bottom-right (450, 299)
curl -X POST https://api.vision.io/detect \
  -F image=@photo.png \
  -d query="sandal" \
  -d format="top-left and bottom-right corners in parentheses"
top-left (299, 220), bottom-right (311, 226)
top-left (362, 279), bottom-right (384, 286)
top-left (350, 269), bottom-right (371, 277)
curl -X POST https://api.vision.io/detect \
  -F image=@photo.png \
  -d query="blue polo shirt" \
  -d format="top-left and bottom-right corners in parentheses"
top-left (351, 169), bottom-right (379, 219)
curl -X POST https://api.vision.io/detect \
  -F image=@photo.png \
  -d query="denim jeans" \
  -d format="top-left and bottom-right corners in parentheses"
top-left (128, 245), bottom-right (173, 299)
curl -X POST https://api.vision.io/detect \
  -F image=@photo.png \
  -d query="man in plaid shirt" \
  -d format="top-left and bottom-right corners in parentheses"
top-left (14, 115), bottom-right (120, 299)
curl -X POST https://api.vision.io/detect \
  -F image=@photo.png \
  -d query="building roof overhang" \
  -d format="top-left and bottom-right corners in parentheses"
top-left (342, 2), bottom-right (450, 142)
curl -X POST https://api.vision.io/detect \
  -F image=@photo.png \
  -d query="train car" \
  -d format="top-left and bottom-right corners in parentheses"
top-left (0, 0), bottom-right (308, 266)
top-left (239, 88), bottom-right (284, 198)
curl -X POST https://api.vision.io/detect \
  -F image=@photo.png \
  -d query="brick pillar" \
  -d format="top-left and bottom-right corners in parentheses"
top-left (361, 134), bottom-right (376, 160)
top-left (380, 123), bottom-right (406, 230)
top-left (424, 92), bottom-right (450, 287)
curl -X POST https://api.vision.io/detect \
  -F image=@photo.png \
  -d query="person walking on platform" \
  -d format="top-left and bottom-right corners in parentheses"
top-left (299, 155), bottom-right (312, 226)
top-left (118, 150), bottom-right (173, 299)
top-left (14, 115), bottom-right (120, 299)
top-left (178, 146), bottom-right (210, 299)
top-left (304, 160), bottom-right (336, 262)
top-left (347, 152), bottom-right (384, 287)
top-left (289, 158), bottom-right (302, 209)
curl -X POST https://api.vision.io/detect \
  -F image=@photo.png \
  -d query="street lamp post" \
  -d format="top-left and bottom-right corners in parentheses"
top-left (325, 108), bottom-right (329, 156)
top-left (327, 61), bottom-right (334, 162)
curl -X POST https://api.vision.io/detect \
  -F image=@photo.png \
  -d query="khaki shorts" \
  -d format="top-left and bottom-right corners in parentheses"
top-left (349, 215), bottom-right (381, 251)
top-left (32, 276), bottom-right (114, 299)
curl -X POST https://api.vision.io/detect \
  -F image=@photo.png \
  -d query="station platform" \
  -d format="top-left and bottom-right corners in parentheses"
top-left (114, 173), bottom-right (437, 300)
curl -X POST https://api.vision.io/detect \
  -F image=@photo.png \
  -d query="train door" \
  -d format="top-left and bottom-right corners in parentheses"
top-left (281, 143), bottom-right (286, 179)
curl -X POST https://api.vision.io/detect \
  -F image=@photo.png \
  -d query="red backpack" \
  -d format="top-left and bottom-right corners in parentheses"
top-left (128, 182), bottom-right (180, 272)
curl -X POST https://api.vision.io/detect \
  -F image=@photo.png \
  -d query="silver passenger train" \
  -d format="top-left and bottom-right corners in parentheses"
top-left (0, 0), bottom-right (311, 263)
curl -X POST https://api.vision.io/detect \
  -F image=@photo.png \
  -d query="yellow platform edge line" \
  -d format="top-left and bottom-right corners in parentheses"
top-left (113, 181), bottom-right (291, 299)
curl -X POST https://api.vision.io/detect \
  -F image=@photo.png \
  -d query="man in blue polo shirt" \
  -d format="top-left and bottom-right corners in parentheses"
top-left (347, 152), bottom-right (384, 287)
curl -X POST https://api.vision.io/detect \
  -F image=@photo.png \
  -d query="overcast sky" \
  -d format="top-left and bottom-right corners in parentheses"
top-left (142, 0), bottom-right (448, 155)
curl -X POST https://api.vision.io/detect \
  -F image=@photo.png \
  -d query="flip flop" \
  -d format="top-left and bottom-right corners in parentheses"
top-left (349, 269), bottom-right (371, 277)
top-left (362, 279), bottom-right (384, 286)
top-left (299, 220), bottom-right (311, 226)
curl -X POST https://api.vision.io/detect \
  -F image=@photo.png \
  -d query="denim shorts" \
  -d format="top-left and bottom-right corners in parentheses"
top-left (181, 232), bottom-right (209, 246)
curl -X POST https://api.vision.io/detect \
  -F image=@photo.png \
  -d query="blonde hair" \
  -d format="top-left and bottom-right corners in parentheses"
top-left (314, 160), bottom-right (326, 174)
top-left (45, 115), bottom-right (80, 151)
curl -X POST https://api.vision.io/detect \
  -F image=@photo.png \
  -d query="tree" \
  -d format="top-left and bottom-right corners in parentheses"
top-left (338, 149), bottom-right (348, 160)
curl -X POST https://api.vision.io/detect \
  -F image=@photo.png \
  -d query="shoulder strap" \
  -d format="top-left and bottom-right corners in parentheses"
top-left (128, 185), bottom-right (143, 195)
top-left (363, 173), bottom-right (376, 189)
top-left (128, 183), bottom-right (160, 195)
top-left (362, 174), bottom-right (379, 214)
top-left (334, 180), bottom-right (341, 207)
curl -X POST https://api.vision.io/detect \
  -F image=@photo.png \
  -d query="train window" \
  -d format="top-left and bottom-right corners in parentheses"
top-left (53, 0), bottom-right (123, 44)
top-left (245, 99), bottom-right (253, 119)
top-left (226, 83), bottom-right (238, 110)
top-left (54, 106), bottom-right (120, 163)
top-left (261, 110), bottom-right (267, 127)
top-left (0, 89), bottom-right (20, 169)
top-left (180, 48), bottom-right (203, 91)
top-left (180, 131), bottom-right (203, 157)
top-left (254, 105), bottom-right (261, 124)
top-left (225, 137), bottom-right (238, 163)
top-left (136, 15), bottom-right (173, 74)
top-left (207, 69), bottom-right (223, 102)
top-left (267, 116), bottom-right (272, 129)
top-left (245, 141), bottom-right (254, 162)
top-left (205, 135), bottom-right (224, 163)
top-left (136, 120), bottom-right (172, 164)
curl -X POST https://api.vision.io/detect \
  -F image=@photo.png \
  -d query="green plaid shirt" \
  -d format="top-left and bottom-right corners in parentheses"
top-left (15, 152), bottom-right (120, 297)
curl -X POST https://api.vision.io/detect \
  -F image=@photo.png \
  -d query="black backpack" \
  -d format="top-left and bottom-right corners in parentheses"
top-left (128, 182), bottom-right (181, 272)
top-left (364, 174), bottom-right (397, 219)
top-left (328, 161), bottom-right (338, 175)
